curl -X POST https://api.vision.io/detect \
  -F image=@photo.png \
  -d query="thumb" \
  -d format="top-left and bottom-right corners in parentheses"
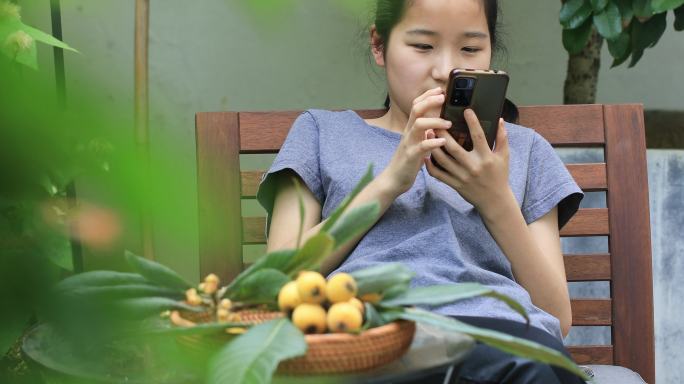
top-left (425, 129), bottom-right (435, 140)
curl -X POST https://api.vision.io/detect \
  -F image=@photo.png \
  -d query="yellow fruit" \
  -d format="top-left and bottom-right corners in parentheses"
top-left (327, 302), bottom-right (363, 333)
top-left (278, 281), bottom-right (302, 312)
top-left (217, 308), bottom-right (230, 322)
top-left (185, 288), bottom-right (203, 306)
top-left (225, 327), bottom-right (247, 335)
top-left (219, 298), bottom-right (232, 310)
top-left (326, 273), bottom-right (357, 303)
top-left (348, 297), bottom-right (365, 315)
top-left (204, 273), bottom-right (220, 284)
top-left (170, 310), bottom-right (196, 327)
top-left (292, 303), bottom-right (327, 334)
top-left (296, 271), bottom-right (327, 304)
top-left (203, 281), bottom-right (218, 294)
top-left (360, 292), bottom-right (383, 304)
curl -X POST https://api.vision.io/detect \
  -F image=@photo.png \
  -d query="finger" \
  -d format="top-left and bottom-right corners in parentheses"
top-left (404, 94), bottom-right (444, 132)
top-left (430, 145), bottom-right (469, 180)
top-left (425, 129), bottom-right (435, 140)
top-left (463, 109), bottom-right (489, 152)
top-left (418, 138), bottom-right (447, 156)
top-left (413, 87), bottom-right (444, 106)
top-left (434, 128), bottom-right (469, 165)
top-left (408, 94), bottom-right (446, 131)
top-left (406, 95), bottom-right (447, 134)
top-left (412, 117), bottom-right (451, 138)
top-left (424, 156), bottom-right (460, 188)
top-left (493, 118), bottom-right (509, 156)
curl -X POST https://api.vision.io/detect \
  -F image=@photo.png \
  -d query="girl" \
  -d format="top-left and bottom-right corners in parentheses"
top-left (257, 1), bottom-right (584, 383)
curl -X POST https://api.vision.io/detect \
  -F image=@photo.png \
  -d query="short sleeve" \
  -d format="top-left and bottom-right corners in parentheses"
top-left (522, 131), bottom-right (583, 229)
top-left (256, 111), bottom-right (324, 237)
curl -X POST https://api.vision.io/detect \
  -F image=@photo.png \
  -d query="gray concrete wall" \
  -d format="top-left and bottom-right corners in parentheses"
top-left (18, 0), bottom-right (684, 382)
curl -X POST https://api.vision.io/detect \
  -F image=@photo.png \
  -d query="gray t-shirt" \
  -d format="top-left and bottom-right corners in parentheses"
top-left (257, 109), bottom-right (583, 340)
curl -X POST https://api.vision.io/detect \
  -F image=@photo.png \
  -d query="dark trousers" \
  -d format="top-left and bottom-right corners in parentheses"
top-left (420, 316), bottom-right (586, 384)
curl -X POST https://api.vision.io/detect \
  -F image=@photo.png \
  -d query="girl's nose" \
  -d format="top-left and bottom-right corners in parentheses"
top-left (432, 52), bottom-right (455, 84)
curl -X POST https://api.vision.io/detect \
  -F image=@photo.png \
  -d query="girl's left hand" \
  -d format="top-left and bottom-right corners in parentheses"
top-left (424, 109), bottom-right (511, 216)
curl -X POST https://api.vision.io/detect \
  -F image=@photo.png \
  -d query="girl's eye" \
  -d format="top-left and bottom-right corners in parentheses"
top-left (411, 44), bottom-right (433, 51)
top-left (463, 47), bottom-right (482, 53)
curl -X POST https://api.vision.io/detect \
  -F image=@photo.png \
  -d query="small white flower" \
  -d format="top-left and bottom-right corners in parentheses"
top-left (4, 30), bottom-right (33, 55)
top-left (0, 1), bottom-right (21, 21)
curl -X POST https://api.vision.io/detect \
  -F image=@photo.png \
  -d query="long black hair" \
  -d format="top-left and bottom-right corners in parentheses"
top-left (371, 0), bottom-right (519, 123)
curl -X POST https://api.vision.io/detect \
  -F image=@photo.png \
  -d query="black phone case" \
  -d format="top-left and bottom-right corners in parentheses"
top-left (440, 69), bottom-right (509, 151)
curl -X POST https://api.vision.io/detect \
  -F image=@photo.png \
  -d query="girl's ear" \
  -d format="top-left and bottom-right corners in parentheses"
top-left (369, 25), bottom-right (385, 67)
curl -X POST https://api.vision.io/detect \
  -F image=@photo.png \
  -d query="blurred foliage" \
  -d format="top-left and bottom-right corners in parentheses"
top-left (560, 0), bottom-right (684, 67)
top-left (0, 0), bottom-right (77, 69)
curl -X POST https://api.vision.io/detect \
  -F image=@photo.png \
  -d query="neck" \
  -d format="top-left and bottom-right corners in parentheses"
top-left (373, 102), bottom-right (409, 135)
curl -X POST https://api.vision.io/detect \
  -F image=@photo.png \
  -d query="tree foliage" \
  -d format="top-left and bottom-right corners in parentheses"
top-left (560, 0), bottom-right (684, 67)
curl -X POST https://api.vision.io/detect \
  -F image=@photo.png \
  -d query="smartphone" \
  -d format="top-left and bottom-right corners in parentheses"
top-left (440, 68), bottom-right (509, 151)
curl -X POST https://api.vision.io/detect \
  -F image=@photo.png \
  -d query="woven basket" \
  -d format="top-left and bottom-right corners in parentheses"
top-left (173, 309), bottom-right (284, 355)
top-left (171, 310), bottom-right (416, 374)
top-left (278, 320), bottom-right (416, 374)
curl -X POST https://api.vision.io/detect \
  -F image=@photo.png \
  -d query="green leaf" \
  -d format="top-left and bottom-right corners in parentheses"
top-left (285, 232), bottom-right (335, 274)
top-left (633, 0), bottom-right (654, 17)
top-left (145, 321), bottom-right (251, 337)
top-left (560, 0), bottom-right (594, 29)
top-left (116, 297), bottom-right (204, 318)
top-left (593, 1), bottom-right (623, 39)
top-left (379, 283), bottom-right (529, 323)
top-left (394, 308), bottom-right (590, 381)
top-left (224, 249), bottom-right (296, 297)
top-left (607, 30), bottom-right (631, 60)
top-left (55, 270), bottom-right (150, 292)
top-left (62, 284), bottom-right (184, 301)
top-left (125, 250), bottom-right (191, 291)
top-left (361, 302), bottom-right (387, 330)
top-left (590, 0), bottom-right (608, 12)
top-left (207, 318), bottom-right (307, 384)
top-left (1, 310), bottom-right (31, 356)
top-left (629, 12), bottom-right (667, 67)
top-left (321, 164), bottom-right (374, 233)
top-left (350, 263), bottom-right (414, 296)
top-left (21, 24), bottom-right (78, 53)
top-left (229, 268), bottom-right (290, 304)
top-left (652, 0), bottom-right (684, 13)
top-left (615, 0), bottom-right (634, 24)
top-left (674, 5), bottom-right (684, 30)
top-left (562, 18), bottom-right (594, 54)
top-left (328, 202), bottom-right (380, 250)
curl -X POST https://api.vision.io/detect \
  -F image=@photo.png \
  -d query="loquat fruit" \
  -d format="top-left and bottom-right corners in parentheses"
top-left (292, 303), bottom-right (327, 334)
top-left (278, 281), bottom-right (302, 312)
top-left (296, 271), bottom-right (327, 304)
top-left (204, 273), bottom-right (220, 284)
top-left (327, 302), bottom-right (363, 333)
top-left (326, 273), bottom-right (357, 303)
top-left (185, 288), bottom-right (203, 306)
top-left (360, 292), bottom-right (383, 304)
top-left (217, 308), bottom-right (230, 322)
top-left (219, 298), bottom-right (232, 310)
top-left (348, 297), bottom-right (365, 315)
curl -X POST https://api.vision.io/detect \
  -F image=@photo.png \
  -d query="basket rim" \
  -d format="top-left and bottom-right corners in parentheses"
top-left (303, 320), bottom-right (414, 344)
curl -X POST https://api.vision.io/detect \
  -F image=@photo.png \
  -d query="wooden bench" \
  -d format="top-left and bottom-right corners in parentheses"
top-left (195, 104), bottom-right (655, 383)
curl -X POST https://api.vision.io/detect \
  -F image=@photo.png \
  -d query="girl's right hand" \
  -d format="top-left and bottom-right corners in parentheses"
top-left (383, 87), bottom-right (452, 194)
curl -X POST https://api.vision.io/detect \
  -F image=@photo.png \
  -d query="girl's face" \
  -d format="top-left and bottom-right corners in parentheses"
top-left (372, 0), bottom-right (492, 116)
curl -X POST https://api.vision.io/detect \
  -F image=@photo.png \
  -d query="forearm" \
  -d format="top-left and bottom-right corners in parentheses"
top-left (271, 171), bottom-right (401, 275)
top-left (479, 188), bottom-right (571, 331)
